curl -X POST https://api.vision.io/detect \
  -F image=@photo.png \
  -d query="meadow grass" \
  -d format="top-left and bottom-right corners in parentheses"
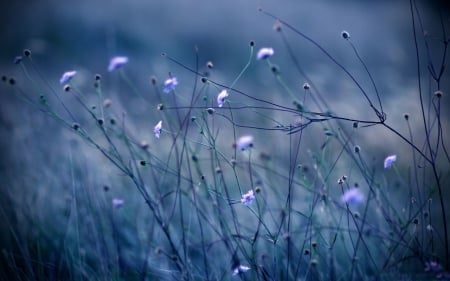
top-left (1, 1), bottom-right (449, 280)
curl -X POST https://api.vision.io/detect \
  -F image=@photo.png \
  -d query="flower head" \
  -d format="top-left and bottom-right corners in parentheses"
top-left (241, 190), bottom-right (255, 205)
top-left (163, 77), bottom-right (178, 93)
top-left (154, 120), bottom-right (162, 138)
top-left (112, 198), bottom-right (124, 209)
top-left (60, 70), bottom-right (77, 85)
top-left (232, 265), bottom-right (250, 276)
top-left (237, 135), bottom-right (254, 151)
top-left (217, 90), bottom-right (229, 107)
top-left (341, 188), bottom-right (364, 206)
top-left (384, 155), bottom-right (397, 168)
top-left (108, 56), bottom-right (128, 72)
top-left (256, 47), bottom-right (274, 60)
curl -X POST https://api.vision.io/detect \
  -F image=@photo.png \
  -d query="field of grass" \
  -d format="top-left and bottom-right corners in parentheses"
top-left (1, 1), bottom-right (449, 280)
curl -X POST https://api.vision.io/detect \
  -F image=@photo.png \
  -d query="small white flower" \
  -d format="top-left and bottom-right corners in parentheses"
top-left (59, 70), bottom-right (77, 84)
top-left (154, 120), bottom-right (162, 138)
top-left (302, 82), bottom-right (310, 90)
top-left (217, 90), bottom-right (229, 107)
top-left (232, 265), bottom-right (250, 276)
top-left (112, 198), bottom-right (124, 209)
top-left (256, 47), bottom-right (274, 60)
top-left (341, 188), bottom-right (364, 206)
top-left (163, 77), bottom-right (178, 93)
top-left (108, 56), bottom-right (128, 72)
top-left (237, 135), bottom-right (254, 151)
top-left (241, 190), bottom-right (255, 205)
top-left (384, 155), bottom-right (397, 168)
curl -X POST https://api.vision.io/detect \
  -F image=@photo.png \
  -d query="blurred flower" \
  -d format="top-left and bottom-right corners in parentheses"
top-left (232, 265), bottom-right (250, 276)
top-left (217, 90), bottom-right (229, 107)
top-left (108, 56), bottom-right (128, 72)
top-left (163, 77), bottom-right (178, 93)
top-left (60, 70), bottom-right (77, 84)
top-left (241, 190), bottom-right (255, 205)
top-left (237, 135), bottom-right (254, 151)
top-left (256, 47), bottom-right (274, 60)
top-left (384, 155), bottom-right (397, 168)
top-left (154, 120), bottom-right (162, 138)
top-left (341, 188), bottom-right (364, 206)
top-left (424, 261), bottom-right (443, 273)
top-left (112, 198), bottom-right (124, 209)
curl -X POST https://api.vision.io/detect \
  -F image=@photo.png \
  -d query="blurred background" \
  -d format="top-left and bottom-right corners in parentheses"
top-left (1, 0), bottom-right (450, 279)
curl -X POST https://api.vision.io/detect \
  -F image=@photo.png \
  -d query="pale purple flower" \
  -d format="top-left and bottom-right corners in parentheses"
top-left (60, 70), bottom-right (77, 84)
top-left (163, 77), bottom-right (178, 93)
top-left (112, 198), bottom-right (124, 209)
top-left (217, 90), bottom-right (229, 107)
top-left (154, 120), bottom-right (162, 138)
top-left (232, 265), bottom-right (250, 276)
top-left (341, 188), bottom-right (364, 206)
top-left (384, 155), bottom-right (397, 168)
top-left (256, 47), bottom-right (274, 60)
top-left (241, 190), bottom-right (255, 205)
top-left (108, 56), bottom-right (128, 72)
top-left (237, 135), bottom-right (253, 151)
top-left (424, 261), bottom-right (443, 273)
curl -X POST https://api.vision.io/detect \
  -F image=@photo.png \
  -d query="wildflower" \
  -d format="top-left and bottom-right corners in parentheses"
top-left (341, 30), bottom-right (350, 39)
top-left (232, 265), bottom-right (250, 276)
top-left (236, 135), bottom-right (254, 151)
top-left (303, 82), bottom-right (310, 90)
top-left (241, 190), bottom-right (255, 205)
top-left (13, 56), bottom-right (23, 64)
top-left (154, 120), bottom-right (162, 138)
top-left (108, 56), bottom-right (128, 72)
top-left (217, 90), bottom-right (229, 107)
top-left (59, 70), bottom-right (77, 84)
top-left (256, 47), bottom-right (274, 60)
top-left (112, 198), bottom-right (124, 209)
top-left (163, 77), bottom-right (178, 93)
top-left (341, 188), bottom-right (364, 206)
top-left (384, 155), bottom-right (397, 168)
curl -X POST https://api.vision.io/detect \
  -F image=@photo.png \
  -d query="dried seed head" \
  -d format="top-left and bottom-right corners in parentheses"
top-left (215, 167), bottom-right (222, 174)
top-left (95, 74), bottom-right (102, 81)
top-left (103, 185), bottom-right (110, 192)
top-left (304, 249), bottom-right (310, 255)
top-left (23, 49), bottom-right (31, 57)
top-left (206, 61), bottom-right (214, 69)
top-left (201, 77), bottom-right (208, 83)
top-left (254, 186), bottom-right (261, 193)
top-left (72, 123), bottom-right (80, 130)
top-left (207, 108), bottom-right (215, 115)
top-left (8, 77), bottom-right (16, 85)
top-left (140, 160), bottom-right (146, 166)
top-left (341, 30), bottom-right (350, 39)
top-left (354, 145), bottom-right (361, 153)
top-left (97, 118), bottom-right (104, 126)
top-left (404, 113), bottom-right (409, 120)
top-left (434, 90), bottom-right (443, 98)
top-left (157, 103), bottom-right (164, 111)
top-left (302, 82), bottom-right (310, 90)
top-left (353, 122), bottom-right (358, 128)
top-left (63, 84), bottom-right (71, 92)
top-left (109, 118), bottom-right (116, 125)
top-left (249, 40), bottom-right (255, 47)
top-left (413, 218), bottom-right (419, 225)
